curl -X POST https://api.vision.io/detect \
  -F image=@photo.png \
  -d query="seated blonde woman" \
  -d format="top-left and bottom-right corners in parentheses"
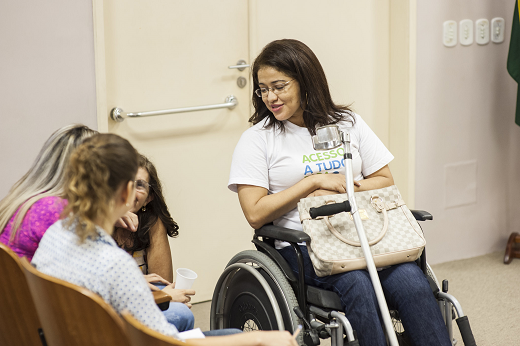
top-left (0, 124), bottom-right (96, 260)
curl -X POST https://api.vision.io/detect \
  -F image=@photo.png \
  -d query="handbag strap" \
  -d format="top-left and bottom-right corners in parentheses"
top-left (323, 205), bottom-right (388, 247)
top-left (321, 195), bottom-right (405, 247)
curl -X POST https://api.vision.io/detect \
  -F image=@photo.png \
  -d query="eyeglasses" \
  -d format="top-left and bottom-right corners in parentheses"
top-left (254, 80), bottom-right (294, 98)
top-left (135, 179), bottom-right (152, 193)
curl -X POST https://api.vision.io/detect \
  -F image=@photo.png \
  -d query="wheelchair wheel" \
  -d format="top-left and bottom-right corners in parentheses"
top-left (211, 250), bottom-right (302, 344)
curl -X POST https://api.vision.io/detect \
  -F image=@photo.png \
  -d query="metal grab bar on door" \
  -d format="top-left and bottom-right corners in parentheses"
top-left (110, 95), bottom-right (238, 122)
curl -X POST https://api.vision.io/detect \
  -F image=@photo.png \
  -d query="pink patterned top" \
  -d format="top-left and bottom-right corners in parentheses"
top-left (0, 196), bottom-right (67, 261)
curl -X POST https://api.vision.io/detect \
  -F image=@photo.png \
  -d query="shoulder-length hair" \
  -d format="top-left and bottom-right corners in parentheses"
top-left (250, 39), bottom-right (354, 135)
top-left (124, 155), bottom-right (179, 253)
top-left (0, 124), bottom-right (96, 241)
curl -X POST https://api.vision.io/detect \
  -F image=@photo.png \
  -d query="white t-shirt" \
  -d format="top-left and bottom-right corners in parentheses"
top-left (229, 113), bottom-right (394, 244)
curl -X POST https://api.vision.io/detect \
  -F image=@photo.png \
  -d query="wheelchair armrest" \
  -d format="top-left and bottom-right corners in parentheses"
top-left (255, 224), bottom-right (310, 243)
top-left (411, 210), bottom-right (433, 221)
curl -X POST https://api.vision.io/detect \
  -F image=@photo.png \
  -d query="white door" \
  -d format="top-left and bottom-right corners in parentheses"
top-left (101, 0), bottom-right (252, 302)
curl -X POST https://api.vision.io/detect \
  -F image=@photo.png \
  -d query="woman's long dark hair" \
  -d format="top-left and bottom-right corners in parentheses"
top-left (124, 155), bottom-right (179, 252)
top-left (250, 39), bottom-right (354, 135)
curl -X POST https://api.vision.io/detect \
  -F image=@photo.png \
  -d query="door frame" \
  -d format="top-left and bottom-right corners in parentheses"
top-left (389, 0), bottom-right (417, 207)
top-left (92, 0), bottom-right (108, 133)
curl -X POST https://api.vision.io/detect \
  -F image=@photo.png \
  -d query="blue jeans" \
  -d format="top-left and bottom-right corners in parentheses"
top-left (278, 245), bottom-right (451, 346)
top-left (153, 283), bottom-right (195, 332)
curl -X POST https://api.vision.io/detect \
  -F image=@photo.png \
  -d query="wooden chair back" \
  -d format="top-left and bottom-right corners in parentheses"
top-left (0, 243), bottom-right (47, 346)
top-left (20, 257), bottom-right (130, 346)
top-left (121, 310), bottom-right (188, 346)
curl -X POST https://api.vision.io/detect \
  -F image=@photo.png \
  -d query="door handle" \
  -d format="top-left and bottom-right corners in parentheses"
top-left (228, 59), bottom-right (249, 71)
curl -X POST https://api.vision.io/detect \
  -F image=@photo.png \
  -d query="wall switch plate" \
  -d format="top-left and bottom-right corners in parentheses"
top-left (459, 19), bottom-right (474, 46)
top-left (475, 18), bottom-right (490, 45)
top-left (443, 20), bottom-right (457, 47)
top-left (491, 17), bottom-right (505, 43)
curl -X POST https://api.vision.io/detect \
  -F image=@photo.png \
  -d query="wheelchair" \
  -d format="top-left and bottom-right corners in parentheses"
top-left (210, 210), bottom-right (476, 346)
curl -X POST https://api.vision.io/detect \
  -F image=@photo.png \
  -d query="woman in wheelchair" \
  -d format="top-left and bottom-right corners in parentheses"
top-left (228, 39), bottom-right (452, 346)
top-left (32, 133), bottom-right (298, 346)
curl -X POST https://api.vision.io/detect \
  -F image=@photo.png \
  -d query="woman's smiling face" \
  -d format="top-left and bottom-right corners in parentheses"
top-left (257, 67), bottom-right (304, 127)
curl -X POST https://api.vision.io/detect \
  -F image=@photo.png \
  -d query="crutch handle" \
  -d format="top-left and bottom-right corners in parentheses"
top-left (309, 200), bottom-right (351, 219)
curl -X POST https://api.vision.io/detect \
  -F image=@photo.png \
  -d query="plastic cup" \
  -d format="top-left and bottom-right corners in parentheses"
top-left (175, 268), bottom-right (197, 289)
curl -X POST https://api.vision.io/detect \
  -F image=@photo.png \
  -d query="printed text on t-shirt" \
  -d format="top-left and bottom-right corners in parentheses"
top-left (303, 148), bottom-right (345, 176)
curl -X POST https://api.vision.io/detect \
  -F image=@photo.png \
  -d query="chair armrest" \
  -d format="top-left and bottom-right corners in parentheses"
top-left (255, 224), bottom-right (310, 243)
top-left (411, 210), bottom-right (433, 221)
top-left (152, 291), bottom-right (171, 304)
top-left (152, 291), bottom-right (171, 312)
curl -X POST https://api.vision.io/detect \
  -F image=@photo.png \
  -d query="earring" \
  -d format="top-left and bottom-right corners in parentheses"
top-left (125, 202), bottom-right (130, 207)
top-left (141, 205), bottom-right (146, 212)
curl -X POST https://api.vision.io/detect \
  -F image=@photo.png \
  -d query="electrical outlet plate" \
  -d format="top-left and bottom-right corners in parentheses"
top-left (475, 18), bottom-right (490, 45)
top-left (491, 17), bottom-right (505, 43)
top-left (459, 19), bottom-right (474, 46)
top-left (443, 20), bottom-right (457, 47)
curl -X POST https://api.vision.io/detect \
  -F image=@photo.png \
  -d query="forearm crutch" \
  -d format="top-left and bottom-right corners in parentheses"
top-left (312, 125), bottom-right (399, 346)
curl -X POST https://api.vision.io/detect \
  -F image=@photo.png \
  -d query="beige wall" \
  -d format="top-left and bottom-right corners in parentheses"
top-left (0, 1), bottom-right (98, 198)
top-left (415, 0), bottom-right (518, 264)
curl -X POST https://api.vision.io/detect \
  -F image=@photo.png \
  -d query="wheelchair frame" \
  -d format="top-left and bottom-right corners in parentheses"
top-left (210, 211), bottom-right (476, 346)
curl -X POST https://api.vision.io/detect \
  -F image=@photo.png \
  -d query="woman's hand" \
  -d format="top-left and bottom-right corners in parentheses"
top-left (311, 173), bottom-right (347, 194)
top-left (114, 211), bottom-right (138, 232)
top-left (144, 273), bottom-right (171, 286)
top-left (161, 283), bottom-right (196, 308)
top-left (307, 181), bottom-right (361, 197)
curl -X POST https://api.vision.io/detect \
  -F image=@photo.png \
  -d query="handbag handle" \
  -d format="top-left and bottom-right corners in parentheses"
top-left (322, 196), bottom-right (389, 247)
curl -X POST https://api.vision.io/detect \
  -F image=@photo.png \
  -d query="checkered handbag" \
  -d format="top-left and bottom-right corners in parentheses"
top-left (297, 185), bottom-right (426, 277)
